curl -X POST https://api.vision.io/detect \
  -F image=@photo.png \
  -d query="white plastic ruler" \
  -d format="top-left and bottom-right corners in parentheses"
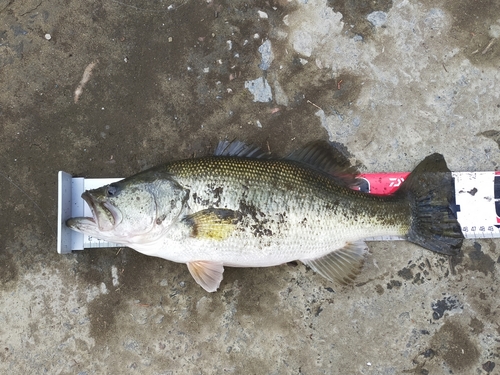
top-left (452, 172), bottom-right (500, 239)
top-left (57, 171), bottom-right (500, 254)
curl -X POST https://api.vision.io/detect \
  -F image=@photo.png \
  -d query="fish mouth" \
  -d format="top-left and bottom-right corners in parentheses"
top-left (81, 191), bottom-right (123, 231)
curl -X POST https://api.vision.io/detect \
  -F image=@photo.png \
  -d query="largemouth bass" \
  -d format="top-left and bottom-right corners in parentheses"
top-left (67, 141), bottom-right (463, 292)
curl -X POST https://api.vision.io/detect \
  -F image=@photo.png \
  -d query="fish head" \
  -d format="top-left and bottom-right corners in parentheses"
top-left (67, 175), bottom-right (188, 244)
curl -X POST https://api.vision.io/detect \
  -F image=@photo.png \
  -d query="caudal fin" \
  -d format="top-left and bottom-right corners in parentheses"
top-left (398, 153), bottom-right (463, 256)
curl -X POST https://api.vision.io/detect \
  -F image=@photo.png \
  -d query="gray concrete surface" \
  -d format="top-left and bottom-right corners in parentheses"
top-left (1, 0), bottom-right (499, 373)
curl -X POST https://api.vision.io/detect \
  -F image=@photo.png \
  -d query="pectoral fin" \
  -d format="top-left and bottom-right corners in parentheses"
top-left (187, 261), bottom-right (224, 292)
top-left (183, 208), bottom-right (240, 240)
top-left (302, 241), bottom-right (368, 285)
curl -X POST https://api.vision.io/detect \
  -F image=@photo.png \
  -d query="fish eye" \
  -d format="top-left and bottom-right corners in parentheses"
top-left (106, 184), bottom-right (119, 197)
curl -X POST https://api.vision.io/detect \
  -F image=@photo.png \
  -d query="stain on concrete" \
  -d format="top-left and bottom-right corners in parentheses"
top-left (375, 284), bottom-right (384, 295)
top-left (482, 361), bottom-right (496, 373)
top-left (78, 249), bottom-right (185, 343)
top-left (74, 250), bottom-right (116, 287)
top-left (479, 130), bottom-right (500, 149)
top-left (386, 279), bottom-right (402, 289)
top-left (275, 63), bottom-right (364, 114)
top-left (87, 289), bottom-right (121, 344)
top-left (0, 249), bottom-right (18, 292)
top-left (398, 266), bottom-right (414, 280)
top-left (470, 292), bottom-right (494, 321)
top-left (399, 258), bottom-right (434, 286)
top-left (412, 272), bottom-right (425, 285)
top-left (431, 295), bottom-right (463, 320)
top-left (327, 0), bottom-right (393, 39)
top-left (430, 320), bottom-right (480, 372)
top-left (466, 242), bottom-right (496, 276)
top-left (438, 0), bottom-right (500, 68)
top-left (469, 316), bottom-right (484, 334)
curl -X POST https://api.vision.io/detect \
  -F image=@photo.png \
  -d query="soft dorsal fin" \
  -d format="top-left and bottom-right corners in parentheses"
top-left (187, 261), bottom-right (224, 292)
top-left (215, 140), bottom-right (270, 158)
top-left (286, 141), bottom-right (359, 187)
top-left (301, 241), bottom-right (368, 285)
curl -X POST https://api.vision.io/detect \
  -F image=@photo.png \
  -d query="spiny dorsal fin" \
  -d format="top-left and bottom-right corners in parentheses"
top-left (301, 241), bottom-right (368, 285)
top-left (183, 208), bottom-right (241, 240)
top-left (187, 261), bottom-right (224, 292)
top-left (285, 140), bottom-right (359, 187)
top-left (215, 140), bottom-right (270, 158)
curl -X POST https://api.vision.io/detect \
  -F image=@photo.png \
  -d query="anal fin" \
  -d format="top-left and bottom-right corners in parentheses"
top-left (187, 261), bottom-right (224, 292)
top-left (302, 241), bottom-right (368, 285)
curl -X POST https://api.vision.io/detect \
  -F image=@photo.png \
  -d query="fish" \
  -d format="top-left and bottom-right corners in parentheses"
top-left (66, 140), bottom-right (464, 292)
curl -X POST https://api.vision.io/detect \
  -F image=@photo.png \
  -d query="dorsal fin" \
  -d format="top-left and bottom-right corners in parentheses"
top-left (286, 140), bottom-right (359, 187)
top-left (215, 140), bottom-right (270, 158)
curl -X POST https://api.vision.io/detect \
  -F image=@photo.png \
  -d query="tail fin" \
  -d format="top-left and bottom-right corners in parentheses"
top-left (398, 153), bottom-right (463, 256)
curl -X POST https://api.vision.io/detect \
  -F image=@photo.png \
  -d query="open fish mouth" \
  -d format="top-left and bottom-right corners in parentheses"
top-left (81, 192), bottom-right (123, 231)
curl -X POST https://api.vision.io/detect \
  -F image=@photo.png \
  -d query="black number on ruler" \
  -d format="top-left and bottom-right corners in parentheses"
top-left (479, 226), bottom-right (485, 231)
top-left (462, 226), bottom-right (468, 232)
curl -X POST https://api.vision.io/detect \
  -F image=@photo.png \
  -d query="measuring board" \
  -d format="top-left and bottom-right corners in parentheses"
top-left (57, 170), bottom-right (500, 254)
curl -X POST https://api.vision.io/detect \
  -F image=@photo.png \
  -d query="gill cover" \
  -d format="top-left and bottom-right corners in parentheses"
top-left (100, 173), bottom-right (189, 239)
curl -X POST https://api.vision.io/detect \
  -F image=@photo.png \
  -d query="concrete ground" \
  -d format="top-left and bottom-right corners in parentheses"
top-left (1, 0), bottom-right (499, 373)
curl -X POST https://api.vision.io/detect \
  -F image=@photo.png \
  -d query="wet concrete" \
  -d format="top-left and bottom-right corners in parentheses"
top-left (1, 0), bottom-right (499, 373)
